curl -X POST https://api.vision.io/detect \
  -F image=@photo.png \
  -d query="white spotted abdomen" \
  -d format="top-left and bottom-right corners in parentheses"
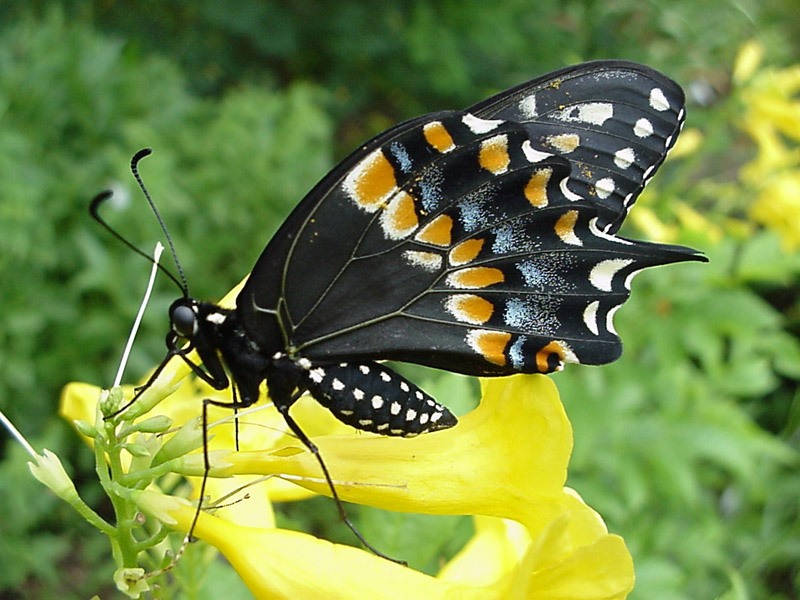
top-left (302, 361), bottom-right (457, 437)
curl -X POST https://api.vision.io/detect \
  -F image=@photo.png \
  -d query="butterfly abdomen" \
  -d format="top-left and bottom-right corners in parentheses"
top-left (302, 360), bottom-right (456, 437)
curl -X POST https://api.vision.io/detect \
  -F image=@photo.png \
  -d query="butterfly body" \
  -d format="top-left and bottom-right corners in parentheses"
top-left (168, 298), bottom-right (457, 436)
top-left (156, 61), bottom-right (705, 439)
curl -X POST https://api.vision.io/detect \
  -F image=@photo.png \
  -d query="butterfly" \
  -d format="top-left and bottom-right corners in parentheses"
top-left (158, 59), bottom-right (703, 433)
top-left (96, 60), bottom-right (705, 552)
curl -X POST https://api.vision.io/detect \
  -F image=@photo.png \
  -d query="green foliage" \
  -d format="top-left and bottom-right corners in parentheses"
top-left (0, 1), bottom-right (798, 599)
top-left (557, 229), bottom-right (800, 599)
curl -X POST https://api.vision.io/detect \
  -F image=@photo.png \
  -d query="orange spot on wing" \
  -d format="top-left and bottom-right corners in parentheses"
top-left (423, 121), bottom-right (455, 153)
top-left (382, 191), bottom-right (419, 239)
top-left (479, 135), bottom-right (510, 174)
top-left (448, 267), bottom-right (505, 289)
top-left (554, 210), bottom-right (580, 244)
top-left (449, 238), bottom-right (484, 266)
top-left (468, 330), bottom-right (511, 366)
top-left (346, 150), bottom-right (397, 210)
top-left (535, 341), bottom-right (568, 372)
top-left (415, 214), bottom-right (453, 246)
top-left (446, 294), bottom-right (494, 324)
top-left (524, 167), bottom-right (552, 207)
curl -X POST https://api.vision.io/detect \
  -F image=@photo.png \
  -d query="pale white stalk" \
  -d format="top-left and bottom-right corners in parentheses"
top-left (114, 243), bottom-right (164, 388)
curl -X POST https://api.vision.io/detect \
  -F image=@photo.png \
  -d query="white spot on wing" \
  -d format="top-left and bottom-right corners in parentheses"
top-left (583, 300), bottom-right (600, 335)
top-left (309, 368), bottom-right (325, 384)
top-left (390, 402), bottom-right (402, 415)
top-left (403, 250), bottom-right (442, 271)
top-left (405, 409), bottom-right (417, 421)
top-left (371, 395), bottom-right (384, 409)
top-left (589, 259), bottom-right (635, 292)
top-left (521, 140), bottom-right (552, 163)
top-left (552, 102), bottom-right (613, 125)
top-left (462, 113), bottom-right (503, 133)
top-left (624, 268), bottom-right (644, 290)
top-left (614, 147), bottom-right (635, 169)
top-left (606, 304), bottom-right (622, 335)
top-left (595, 177), bottom-right (615, 199)
top-left (519, 94), bottom-right (537, 118)
top-left (331, 378), bottom-right (345, 391)
top-left (634, 118), bottom-right (654, 138)
top-left (588, 218), bottom-right (634, 245)
top-left (559, 177), bottom-right (583, 201)
top-left (649, 88), bottom-right (670, 111)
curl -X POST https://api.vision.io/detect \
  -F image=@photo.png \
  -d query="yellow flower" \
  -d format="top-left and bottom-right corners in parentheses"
top-left (734, 39), bottom-right (800, 249)
top-left (733, 39), bottom-right (764, 84)
top-left (668, 127), bottom-right (703, 160)
top-left (750, 172), bottom-right (800, 250)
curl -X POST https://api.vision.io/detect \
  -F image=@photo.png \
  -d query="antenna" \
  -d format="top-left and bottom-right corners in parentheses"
top-left (90, 192), bottom-right (187, 295)
top-left (90, 149), bottom-right (190, 296)
top-left (130, 149), bottom-right (190, 295)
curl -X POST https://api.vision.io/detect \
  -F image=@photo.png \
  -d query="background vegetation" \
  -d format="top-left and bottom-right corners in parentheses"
top-left (0, 1), bottom-right (798, 598)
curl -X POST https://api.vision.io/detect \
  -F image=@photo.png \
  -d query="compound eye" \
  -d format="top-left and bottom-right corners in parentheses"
top-left (171, 304), bottom-right (196, 338)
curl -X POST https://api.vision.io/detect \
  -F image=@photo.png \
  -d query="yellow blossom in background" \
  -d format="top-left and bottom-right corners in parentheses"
top-left (749, 172), bottom-right (800, 249)
top-left (668, 127), bottom-right (703, 160)
top-left (735, 39), bottom-right (800, 250)
top-left (733, 39), bottom-right (765, 85)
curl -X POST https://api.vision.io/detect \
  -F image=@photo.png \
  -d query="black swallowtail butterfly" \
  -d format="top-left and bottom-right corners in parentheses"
top-left (96, 60), bottom-right (705, 553)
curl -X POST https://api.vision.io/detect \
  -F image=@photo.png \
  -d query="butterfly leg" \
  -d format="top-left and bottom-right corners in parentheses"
top-left (271, 388), bottom-right (406, 565)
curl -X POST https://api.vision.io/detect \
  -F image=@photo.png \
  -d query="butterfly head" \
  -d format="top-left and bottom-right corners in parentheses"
top-left (169, 298), bottom-right (198, 339)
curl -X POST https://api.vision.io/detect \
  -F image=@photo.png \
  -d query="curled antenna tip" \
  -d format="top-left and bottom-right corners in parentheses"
top-left (132, 148), bottom-right (152, 167)
top-left (90, 190), bottom-right (114, 214)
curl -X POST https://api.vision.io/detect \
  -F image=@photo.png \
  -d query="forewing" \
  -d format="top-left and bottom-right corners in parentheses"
top-left (468, 60), bottom-right (686, 234)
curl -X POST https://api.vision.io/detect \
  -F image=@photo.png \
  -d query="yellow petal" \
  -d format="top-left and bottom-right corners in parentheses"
top-left (438, 516), bottom-right (528, 587)
top-left (733, 39), bottom-right (764, 84)
top-left (135, 489), bottom-right (495, 600)
top-left (750, 172), bottom-right (800, 250)
top-left (628, 205), bottom-right (679, 243)
top-left (667, 127), bottom-right (702, 160)
top-left (60, 382), bottom-right (103, 440)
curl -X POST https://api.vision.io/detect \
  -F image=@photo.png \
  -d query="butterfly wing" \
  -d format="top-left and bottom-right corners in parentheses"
top-left (237, 62), bottom-right (704, 375)
top-left (468, 60), bottom-right (686, 234)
